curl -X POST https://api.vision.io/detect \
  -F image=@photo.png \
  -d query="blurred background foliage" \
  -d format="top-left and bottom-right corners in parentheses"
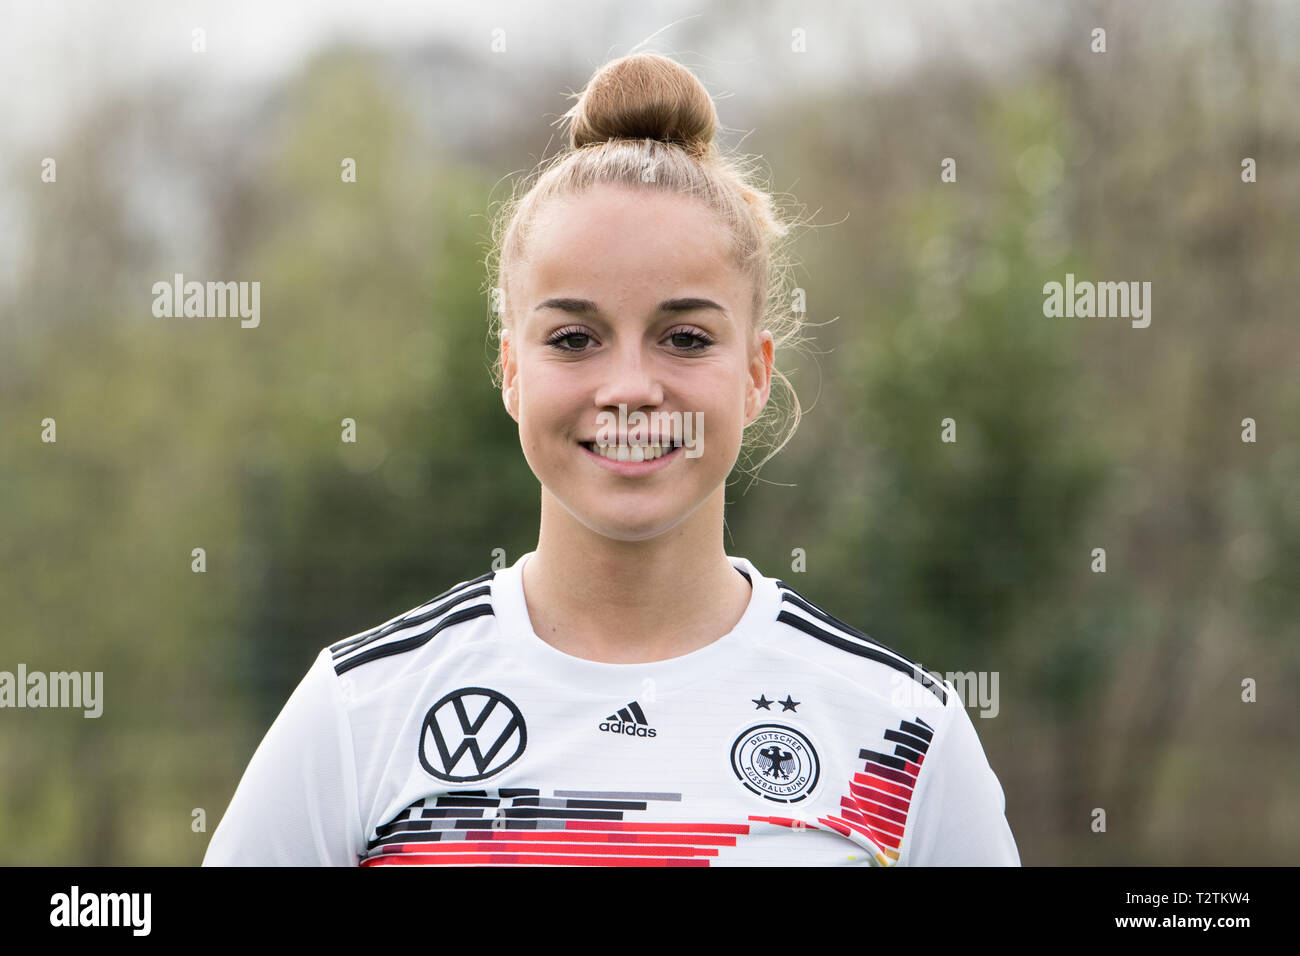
top-left (2, 1), bottom-right (1297, 864)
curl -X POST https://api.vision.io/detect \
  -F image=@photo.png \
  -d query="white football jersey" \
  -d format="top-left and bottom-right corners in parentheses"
top-left (203, 551), bottom-right (1020, 866)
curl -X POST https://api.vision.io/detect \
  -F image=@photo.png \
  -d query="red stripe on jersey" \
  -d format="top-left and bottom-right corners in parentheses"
top-left (860, 759), bottom-right (918, 787)
top-left (746, 815), bottom-right (823, 830)
top-left (840, 801), bottom-right (906, 841)
top-left (561, 819), bottom-right (749, 834)
top-left (371, 840), bottom-right (718, 858)
top-left (442, 828), bottom-right (739, 845)
top-left (362, 852), bottom-right (709, 866)
top-left (849, 780), bottom-right (912, 814)
top-left (820, 810), bottom-right (897, 849)
top-left (852, 771), bottom-right (913, 799)
top-left (850, 798), bottom-right (908, 828)
top-left (835, 814), bottom-right (902, 851)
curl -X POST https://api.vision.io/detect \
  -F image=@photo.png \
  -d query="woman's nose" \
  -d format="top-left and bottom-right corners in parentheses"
top-left (594, 345), bottom-right (664, 410)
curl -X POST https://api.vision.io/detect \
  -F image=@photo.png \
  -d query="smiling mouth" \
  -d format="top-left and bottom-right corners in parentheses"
top-left (580, 440), bottom-right (683, 463)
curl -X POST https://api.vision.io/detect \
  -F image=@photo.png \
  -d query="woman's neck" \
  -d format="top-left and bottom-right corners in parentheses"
top-left (521, 487), bottom-right (752, 663)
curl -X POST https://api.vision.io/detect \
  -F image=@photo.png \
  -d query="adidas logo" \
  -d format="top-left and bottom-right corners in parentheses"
top-left (598, 700), bottom-right (658, 738)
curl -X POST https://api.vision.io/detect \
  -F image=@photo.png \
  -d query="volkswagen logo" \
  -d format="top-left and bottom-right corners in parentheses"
top-left (417, 687), bottom-right (527, 782)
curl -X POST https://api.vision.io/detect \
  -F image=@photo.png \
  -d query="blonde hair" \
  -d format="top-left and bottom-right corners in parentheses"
top-left (484, 52), bottom-right (808, 479)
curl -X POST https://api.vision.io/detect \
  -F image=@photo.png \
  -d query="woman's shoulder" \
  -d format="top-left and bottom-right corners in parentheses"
top-left (324, 568), bottom-right (499, 680)
top-left (766, 575), bottom-right (953, 712)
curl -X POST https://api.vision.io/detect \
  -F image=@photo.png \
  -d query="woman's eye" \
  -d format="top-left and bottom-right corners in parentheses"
top-left (546, 328), bottom-right (713, 353)
top-left (668, 330), bottom-right (713, 351)
top-left (547, 330), bottom-right (592, 351)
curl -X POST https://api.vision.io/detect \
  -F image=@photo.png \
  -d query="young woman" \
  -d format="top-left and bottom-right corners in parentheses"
top-left (204, 52), bottom-right (1019, 867)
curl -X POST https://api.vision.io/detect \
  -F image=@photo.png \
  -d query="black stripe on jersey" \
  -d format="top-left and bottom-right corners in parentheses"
top-left (331, 582), bottom-right (491, 663)
top-left (775, 581), bottom-right (903, 654)
top-left (329, 573), bottom-right (491, 654)
top-left (329, 571), bottom-right (495, 656)
top-left (774, 586), bottom-right (947, 705)
top-left (887, 726), bottom-right (932, 756)
top-left (775, 581), bottom-right (940, 683)
top-left (334, 602), bottom-right (494, 675)
top-left (859, 747), bottom-right (909, 772)
top-left (776, 609), bottom-right (947, 705)
top-left (881, 731), bottom-right (925, 764)
top-left (900, 718), bottom-right (934, 743)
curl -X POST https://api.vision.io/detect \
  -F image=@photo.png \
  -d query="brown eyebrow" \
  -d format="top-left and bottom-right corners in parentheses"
top-left (533, 297), bottom-right (728, 316)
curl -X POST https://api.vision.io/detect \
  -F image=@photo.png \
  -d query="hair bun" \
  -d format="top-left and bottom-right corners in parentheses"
top-left (567, 53), bottom-right (718, 154)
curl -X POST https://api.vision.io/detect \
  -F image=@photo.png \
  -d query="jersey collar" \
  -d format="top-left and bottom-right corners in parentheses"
top-left (491, 550), bottom-right (779, 694)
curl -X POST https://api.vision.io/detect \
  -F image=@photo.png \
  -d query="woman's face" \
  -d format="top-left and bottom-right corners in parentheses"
top-left (500, 182), bottom-right (774, 542)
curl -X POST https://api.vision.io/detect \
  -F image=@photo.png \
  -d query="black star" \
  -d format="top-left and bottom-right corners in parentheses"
top-left (752, 694), bottom-right (773, 710)
top-left (779, 695), bottom-right (800, 712)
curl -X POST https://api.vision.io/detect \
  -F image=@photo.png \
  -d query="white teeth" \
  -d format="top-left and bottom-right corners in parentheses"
top-left (592, 443), bottom-right (674, 462)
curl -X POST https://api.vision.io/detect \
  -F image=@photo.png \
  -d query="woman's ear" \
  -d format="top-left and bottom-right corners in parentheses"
top-left (500, 327), bottom-right (518, 421)
top-left (745, 330), bottom-right (775, 424)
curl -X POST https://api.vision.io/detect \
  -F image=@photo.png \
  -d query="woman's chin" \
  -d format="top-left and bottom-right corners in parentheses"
top-left (571, 508), bottom-right (688, 543)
